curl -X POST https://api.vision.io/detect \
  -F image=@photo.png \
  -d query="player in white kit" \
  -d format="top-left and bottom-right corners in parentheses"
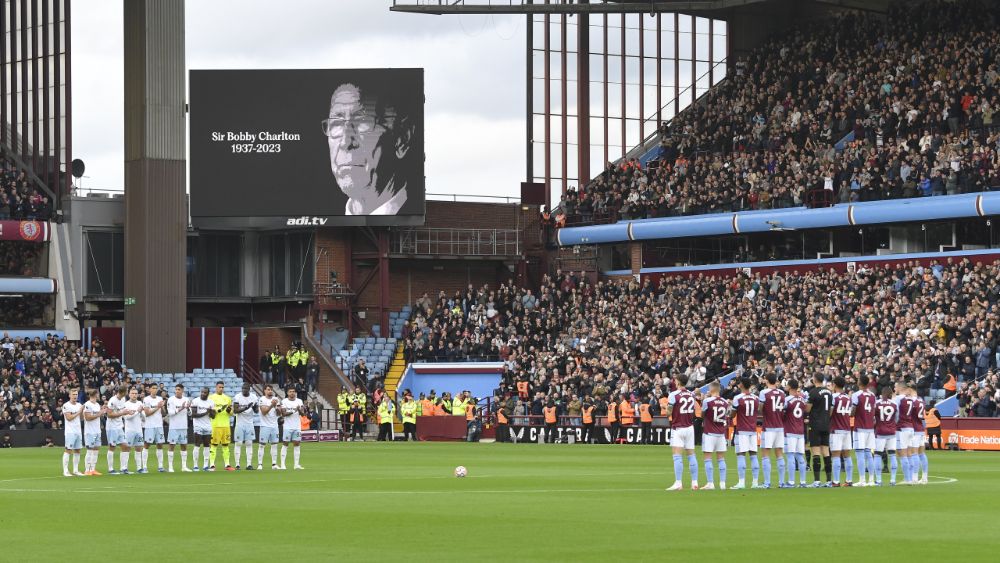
top-left (232, 382), bottom-right (259, 470)
top-left (190, 387), bottom-right (216, 471)
top-left (257, 385), bottom-right (281, 470)
top-left (279, 387), bottom-right (307, 470)
top-left (61, 388), bottom-right (84, 477)
top-left (105, 387), bottom-right (129, 474)
top-left (142, 384), bottom-right (167, 472)
top-left (122, 387), bottom-right (146, 474)
top-left (82, 389), bottom-right (106, 475)
top-left (166, 384), bottom-right (192, 472)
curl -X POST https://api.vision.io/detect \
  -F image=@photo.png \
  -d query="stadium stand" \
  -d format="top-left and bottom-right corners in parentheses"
top-left (327, 306), bottom-right (410, 384)
top-left (0, 241), bottom-right (45, 276)
top-left (405, 261), bottom-right (999, 411)
top-left (0, 334), bottom-right (125, 431)
top-left (0, 333), bottom-right (253, 431)
top-left (0, 160), bottom-right (53, 221)
top-left (559, 0), bottom-right (1000, 226)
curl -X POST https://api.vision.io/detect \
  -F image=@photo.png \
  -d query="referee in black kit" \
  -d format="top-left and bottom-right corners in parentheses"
top-left (805, 372), bottom-right (833, 486)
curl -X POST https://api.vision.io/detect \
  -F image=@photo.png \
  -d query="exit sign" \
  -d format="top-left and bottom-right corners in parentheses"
top-left (124, 297), bottom-right (136, 306)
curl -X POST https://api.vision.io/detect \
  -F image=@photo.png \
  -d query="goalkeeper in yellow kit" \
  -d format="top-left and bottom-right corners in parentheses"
top-left (208, 381), bottom-right (234, 471)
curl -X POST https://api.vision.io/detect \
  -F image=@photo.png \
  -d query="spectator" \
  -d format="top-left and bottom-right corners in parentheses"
top-left (404, 257), bottom-right (1000, 410)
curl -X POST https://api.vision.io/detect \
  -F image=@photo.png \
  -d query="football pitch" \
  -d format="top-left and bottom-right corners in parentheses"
top-left (1, 443), bottom-right (997, 561)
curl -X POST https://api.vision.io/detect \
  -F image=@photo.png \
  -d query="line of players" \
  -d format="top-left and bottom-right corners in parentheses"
top-left (58, 381), bottom-right (308, 476)
top-left (663, 372), bottom-right (930, 490)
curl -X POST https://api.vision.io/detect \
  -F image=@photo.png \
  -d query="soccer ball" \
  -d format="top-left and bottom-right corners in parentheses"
top-left (454, 466), bottom-right (467, 478)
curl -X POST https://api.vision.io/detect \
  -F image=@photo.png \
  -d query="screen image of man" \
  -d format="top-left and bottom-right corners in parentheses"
top-left (322, 82), bottom-right (419, 216)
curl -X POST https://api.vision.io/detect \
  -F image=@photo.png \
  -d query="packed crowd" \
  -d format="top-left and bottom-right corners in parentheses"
top-left (1, 161), bottom-right (53, 221)
top-left (0, 295), bottom-right (53, 327)
top-left (560, 0), bottom-right (1000, 225)
top-left (404, 259), bottom-right (1000, 419)
top-left (0, 241), bottom-right (45, 276)
top-left (0, 334), bottom-right (126, 431)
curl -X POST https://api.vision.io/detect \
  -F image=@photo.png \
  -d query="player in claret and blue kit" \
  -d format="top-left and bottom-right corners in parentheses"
top-left (850, 375), bottom-right (877, 486)
top-left (893, 382), bottom-right (917, 485)
top-left (700, 381), bottom-right (731, 490)
top-left (665, 374), bottom-right (699, 491)
top-left (758, 374), bottom-right (786, 489)
top-left (908, 385), bottom-right (929, 485)
top-left (783, 380), bottom-right (809, 488)
top-left (731, 377), bottom-right (760, 490)
top-left (873, 387), bottom-right (898, 486)
top-left (829, 377), bottom-right (854, 487)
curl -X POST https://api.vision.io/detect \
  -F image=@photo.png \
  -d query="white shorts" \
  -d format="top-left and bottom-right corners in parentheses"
top-left (762, 428), bottom-right (785, 449)
top-left (144, 427), bottom-right (165, 445)
top-left (193, 427), bottom-right (212, 437)
top-left (167, 429), bottom-right (188, 445)
top-left (85, 433), bottom-right (102, 449)
top-left (283, 428), bottom-right (302, 443)
top-left (897, 428), bottom-right (914, 449)
top-left (124, 431), bottom-right (144, 447)
top-left (64, 434), bottom-right (83, 450)
top-left (830, 430), bottom-right (852, 451)
top-left (735, 431), bottom-right (758, 454)
top-left (234, 425), bottom-right (256, 443)
top-left (670, 426), bottom-right (695, 450)
top-left (259, 427), bottom-right (279, 444)
top-left (702, 433), bottom-right (727, 453)
top-left (784, 433), bottom-right (805, 454)
top-left (106, 427), bottom-right (126, 446)
top-left (909, 431), bottom-right (925, 449)
top-left (874, 434), bottom-right (897, 452)
top-left (853, 429), bottom-right (875, 450)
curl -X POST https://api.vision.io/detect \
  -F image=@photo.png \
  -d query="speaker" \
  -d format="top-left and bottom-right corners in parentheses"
top-left (520, 182), bottom-right (545, 206)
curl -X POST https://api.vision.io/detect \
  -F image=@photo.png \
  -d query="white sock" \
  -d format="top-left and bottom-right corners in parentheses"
top-left (155, 449), bottom-right (164, 469)
top-left (293, 445), bottom-right (301, 466)
top-left (270, 444), bottom-right (278, 465)
top-left (280, 445), bottom-right (287, 467)
top-left (257, 444), bottom-right (264, 465)
top-left (141, 449), bottom-right (149, 470)
top-left (72, 453), bottom-right (80, 472)
top-left (234, 443), bottom-right (242, 466)
top-left (203, 448), bottom-right (210, 468)
top-left (180, 449), bottom-right (188, 469)
top-left (121, 451), bottom-right (130, 471)
top-left (168, 450), bottom-right (175, 469)
top-left (90, 450), bottom-right (98, 471)
top-left (192, 446), bottom-right (200, 466)
top-left (107, 449), bottom-right (115, 471)
top-left (62, 452), bottom-right (69, 473)
top-left (244, 442), bottom-right (253, 466)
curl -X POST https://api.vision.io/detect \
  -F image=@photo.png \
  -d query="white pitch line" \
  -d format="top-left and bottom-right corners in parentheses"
top-left (0, 476), bottom-right (61, 484)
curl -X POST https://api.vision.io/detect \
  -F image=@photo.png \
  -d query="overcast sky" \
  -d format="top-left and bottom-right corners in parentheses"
top-left (71, 0), bottom-right (527, 199)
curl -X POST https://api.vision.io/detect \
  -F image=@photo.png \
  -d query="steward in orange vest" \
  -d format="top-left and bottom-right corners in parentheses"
top-left (581, 401), bottom-right (595, 444)
top-left (619, 398), bottom-right (635, 426)
top-left (607, 398), bottom-right (620, 443)
top-left (496, 404), bottom-right (510, 443)
top-left (639, 398), bottom-right (653, 445)
top-left (543, 402), bottom-right (558, 444)
top-left (926, 404), bottom-right (943, 450)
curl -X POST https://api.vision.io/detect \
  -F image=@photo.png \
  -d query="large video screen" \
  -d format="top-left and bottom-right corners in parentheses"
top-left (190, 69), bottom-right (424, 227)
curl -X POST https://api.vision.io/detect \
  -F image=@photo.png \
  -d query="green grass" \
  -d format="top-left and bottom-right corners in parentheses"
top-left (0, 443), bottom-right (996, 561)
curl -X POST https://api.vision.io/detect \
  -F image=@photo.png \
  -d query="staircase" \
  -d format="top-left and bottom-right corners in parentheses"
top-left (383, 342), bottom-right (407, 432)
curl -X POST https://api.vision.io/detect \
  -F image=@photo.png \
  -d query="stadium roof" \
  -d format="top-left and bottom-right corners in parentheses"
top-left (389, 0), bottom-right (891, 16)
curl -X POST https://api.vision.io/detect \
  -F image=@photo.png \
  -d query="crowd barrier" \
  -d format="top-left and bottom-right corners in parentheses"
top-left (4, 417), bottom-right (998, 449)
